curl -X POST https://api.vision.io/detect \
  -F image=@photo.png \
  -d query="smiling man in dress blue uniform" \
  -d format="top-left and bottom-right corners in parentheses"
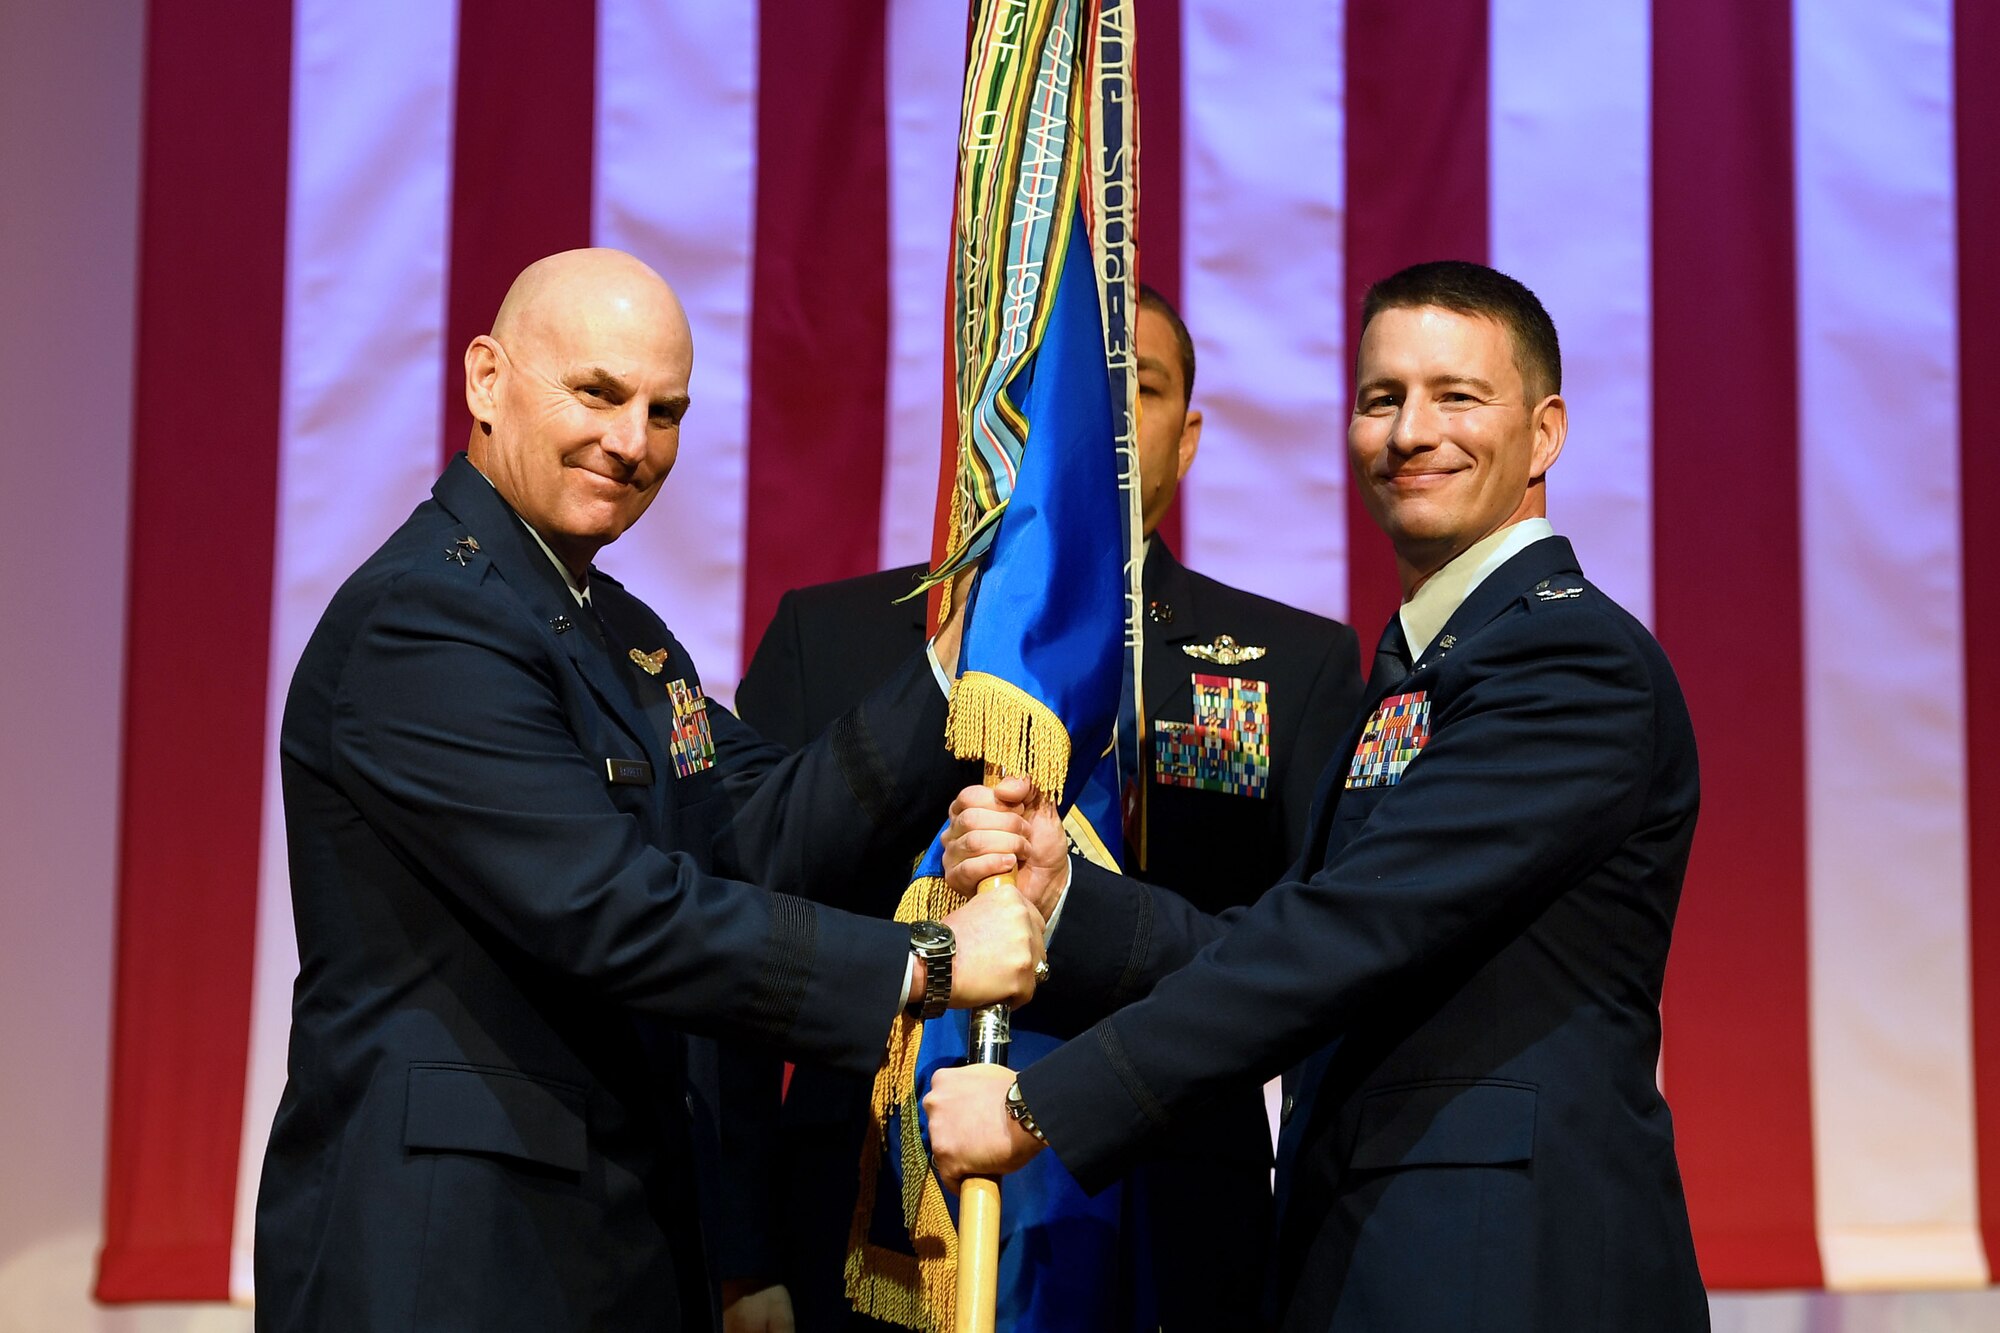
top-left (253, 248), bottom-right (1048, 1332)
top-left (926, 260), bottom-right (1710, 1332)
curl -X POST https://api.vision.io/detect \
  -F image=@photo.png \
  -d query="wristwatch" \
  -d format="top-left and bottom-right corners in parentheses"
top-left (909, 920), bottom-right (955, 1020)
top-left (1005, 1079), bottom-right (1048, 1145)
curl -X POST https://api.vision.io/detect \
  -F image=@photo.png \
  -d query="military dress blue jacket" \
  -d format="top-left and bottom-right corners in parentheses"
top-left (1029, 536), bottom-right (1710, 1332)
top-left (255, 456), bottom-right (967, 1332)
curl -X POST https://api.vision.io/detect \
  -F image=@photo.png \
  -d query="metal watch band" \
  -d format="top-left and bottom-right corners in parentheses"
top-left (910, 921), bottom-right (954, 1020)
top-left (1006, 1079), bottom-right (1048, 1144)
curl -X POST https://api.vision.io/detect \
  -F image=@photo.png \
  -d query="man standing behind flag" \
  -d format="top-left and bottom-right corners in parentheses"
top-left (716, 284), bottom-right (1361, 1331)
top-left (926, 261), bottom-right (1710, 1331)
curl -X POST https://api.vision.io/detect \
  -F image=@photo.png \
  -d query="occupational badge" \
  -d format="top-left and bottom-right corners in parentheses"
top-left (664, 677), bottom-right (717, 777)
top-left (1153, 673), bottom-right (1271, 798)
top-left (1345, 690), bottom-right (1431, 789)
top-left (1181, 634), bottom-right (1266, 667)
top-left (629, 647), bottom-right (670, 676)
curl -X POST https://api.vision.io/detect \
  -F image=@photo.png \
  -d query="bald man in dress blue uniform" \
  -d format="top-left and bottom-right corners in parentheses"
top-left (254, 249), bottom-right (1048, 1332)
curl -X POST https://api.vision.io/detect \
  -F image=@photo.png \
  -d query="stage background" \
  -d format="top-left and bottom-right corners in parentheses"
top-left (4, 0), bottom-right (2000, 1327)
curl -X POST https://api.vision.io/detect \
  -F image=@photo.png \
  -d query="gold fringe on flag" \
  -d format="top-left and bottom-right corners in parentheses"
top-left (944, 671), bottom-right (1072, 802)
top-left (843, 874), bottom-right (965, 1333)
top-left (845, 674), bottom-right (1076, 1327)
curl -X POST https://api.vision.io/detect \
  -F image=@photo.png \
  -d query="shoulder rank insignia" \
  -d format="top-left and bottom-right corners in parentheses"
top-left (1345, 690), bottom-right (1431, 790)
top-left (664, 678), bottom-right (716, 777)
top-left (444, 534), bottom-right (481, 566)
top-left (629, 647), bottom-right (670, 676)
top-left (1533, 579), bottom-right (1583, 601)
top-left (1153, 673), bottom-right (1272, 799)
top-left (1182, 634), bottom-right (1267, 667)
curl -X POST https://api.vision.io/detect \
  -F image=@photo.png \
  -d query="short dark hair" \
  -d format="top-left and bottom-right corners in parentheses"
top-left (1360, 260), bottom-right (1561, 400)
top-left (1138, 283), bottom-right (1196, 405)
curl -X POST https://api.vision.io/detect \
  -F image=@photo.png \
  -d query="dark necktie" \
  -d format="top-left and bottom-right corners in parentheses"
top-left (1367, 615), bottom-right (1413, 696)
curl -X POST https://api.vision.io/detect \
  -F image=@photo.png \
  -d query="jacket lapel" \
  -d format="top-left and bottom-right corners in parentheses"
top-left (431, 455), bottom-right (664, 777)
top-left (1415, 535), bottom-right (1582, 673)
top-left (1141, 539), bottom-right (1200, 725)
top-left (1296, 534), bottom-right (1585, 875)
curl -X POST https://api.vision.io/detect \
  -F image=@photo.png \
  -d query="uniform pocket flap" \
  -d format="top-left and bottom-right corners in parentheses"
top-left (403, 1063), bottom-right (587, 1173)
top-left (1349, 1079), bottom-right (1535, 1170)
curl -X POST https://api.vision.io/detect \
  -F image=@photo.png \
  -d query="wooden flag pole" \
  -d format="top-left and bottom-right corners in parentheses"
top-left (954, 764), bottom-right (1016, 1333)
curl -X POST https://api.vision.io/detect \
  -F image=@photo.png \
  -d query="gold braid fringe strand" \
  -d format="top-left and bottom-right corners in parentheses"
top-left (944, 671), bottom-right (1070, 802)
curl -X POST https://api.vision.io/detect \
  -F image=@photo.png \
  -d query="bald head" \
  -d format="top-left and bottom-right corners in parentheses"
top-left (465, 248), bottom-right (695, 578)
top-left (490, 248), bottom-right (688, 346)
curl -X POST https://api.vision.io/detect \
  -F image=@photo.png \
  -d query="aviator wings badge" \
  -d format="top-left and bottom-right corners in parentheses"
top-left (629, 647), bottom-right (670, 676)
top-left (1182, 634), bottom-right (1267, 667)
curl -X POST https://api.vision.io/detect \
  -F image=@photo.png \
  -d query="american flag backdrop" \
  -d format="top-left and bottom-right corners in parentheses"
top-left (95, 0), bottom-right (2000, 1307)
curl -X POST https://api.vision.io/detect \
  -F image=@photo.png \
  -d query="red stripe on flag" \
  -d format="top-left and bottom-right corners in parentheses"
top-left (439, 0), bottom-right (598, 466)
top-left (95, 0), bottom-right (292, 1302)
top-left (1652, 0), bottom-right (1821, 1288)
top-left (1958, 0), bottom-right (2000, 1287)
top-left (1341, 0), bottom-right (1490, 643)
top-left (740, 0), bottom-right (893, 663)
top-left (1132, 0), bottom-right (1186, 553)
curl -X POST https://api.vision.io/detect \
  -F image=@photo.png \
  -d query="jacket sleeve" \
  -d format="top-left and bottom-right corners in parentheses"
top-left (1018, 604), bottom-right (1663, 1190)
top-left (1021, 857), bottom-right (1232, 1038)
top-left (702, 650), bottom-right (976, 907)
top-left (324, 565), bottom-right (910, 1073)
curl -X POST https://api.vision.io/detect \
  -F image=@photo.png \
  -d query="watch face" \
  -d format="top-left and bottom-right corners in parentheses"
top-left (911, 921), bottom-right (953, 953)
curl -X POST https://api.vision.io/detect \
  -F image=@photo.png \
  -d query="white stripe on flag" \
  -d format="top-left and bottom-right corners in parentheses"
top-left (1796, 0), bottom-right (1986, 1290)
top-left (879, 0), bottom-right (962, 573)
top-left (594, 0), bottom-right (759, 703)
top-left (1488, 0), bottom-right (1653, 627)
top-left (231, 0), bottom-right (462, 1297)
top-left (1179, 0), bottom-right (1349, 620)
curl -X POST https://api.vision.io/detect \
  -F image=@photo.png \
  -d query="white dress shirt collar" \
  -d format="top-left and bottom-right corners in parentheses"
top-left (1398, 517), bottom-right (1555, 660)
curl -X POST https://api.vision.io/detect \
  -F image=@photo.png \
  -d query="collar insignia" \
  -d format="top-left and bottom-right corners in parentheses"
top-left (1182, 634), bottom-right (1267, 667)
top-left (629, 647), bottom-right (670, 676)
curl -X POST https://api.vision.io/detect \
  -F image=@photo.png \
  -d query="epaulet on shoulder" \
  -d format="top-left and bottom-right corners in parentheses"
top-left (1526, 576), bottom-right (1588, 607)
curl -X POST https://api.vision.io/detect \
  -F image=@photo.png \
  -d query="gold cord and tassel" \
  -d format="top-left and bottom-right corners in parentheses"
top-left (843, 673), bottom-right (1072, 1330)
top-left (843, 876), bottom-right (964, 1332)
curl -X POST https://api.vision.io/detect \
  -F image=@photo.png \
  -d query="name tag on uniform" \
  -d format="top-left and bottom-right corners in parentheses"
top-left (606, 757), bottom-right (653, 786)
top-left (1153, 673), bottom-right (1272, 799)
top-left (665, 678), bottom-right (716, 778)
top-left (1345, 691), bottom-right (1430, 789)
